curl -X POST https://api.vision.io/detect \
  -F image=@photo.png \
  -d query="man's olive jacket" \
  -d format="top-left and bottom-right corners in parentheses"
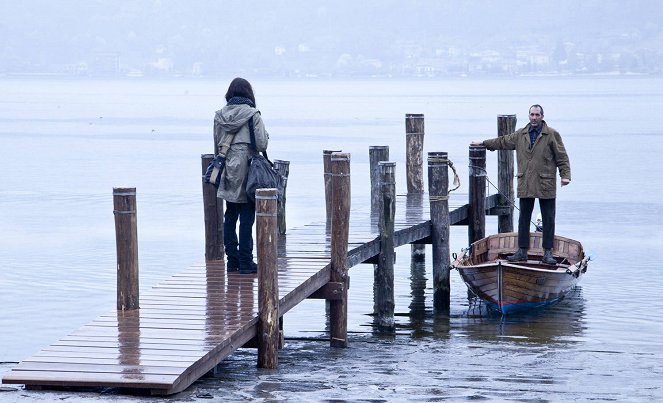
top-left (482, 121), bottom-right (571, 199)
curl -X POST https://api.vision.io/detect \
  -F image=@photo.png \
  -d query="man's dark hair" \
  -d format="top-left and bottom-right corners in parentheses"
top-left (530, 104), bottom-right (544, 116)
top-left (225, 77), bottom-right (256, 105)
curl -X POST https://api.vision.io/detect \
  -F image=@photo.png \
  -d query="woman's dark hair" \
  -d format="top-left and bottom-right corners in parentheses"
top-left (225, 77), bottom-right (255, 105)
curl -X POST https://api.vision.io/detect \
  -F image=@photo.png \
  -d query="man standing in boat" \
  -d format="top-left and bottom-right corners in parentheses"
top-left (471, 105), bottom-right (571, 265)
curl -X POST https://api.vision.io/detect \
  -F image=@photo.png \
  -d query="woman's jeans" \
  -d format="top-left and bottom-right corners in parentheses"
top-left (223, 201), bottom-right (256, 267)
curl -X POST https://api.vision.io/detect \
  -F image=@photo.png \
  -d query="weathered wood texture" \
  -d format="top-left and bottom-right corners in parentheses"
top-left (405, 114), bottom-right (426, 262)
top-left (201, 154), bottom-right (224, 260)
top-left (374, 162), bottom-right (396, 331)
top-left (113, 187), bottom-right (139, 311)
top-left (405, 114), bottom-right (425, 194)
top-left (256, 188), bottom-right (279, 369)
top-left (329, 152), bottom-right (351, 347)
top-left (497, 115), bottom-right (516, 233)
top-left (427, 152), bottom-right (451, 311)
top-left (468, 146), bottom-right (486, 246)
top-left (369, 146), bottom-right (390, 214)
top-left (323, 149), bottom-right (341, 221)
top-left (273, 159), bottom-right (290, 235)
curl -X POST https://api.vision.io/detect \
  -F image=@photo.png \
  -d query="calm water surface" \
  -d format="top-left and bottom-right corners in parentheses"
top-left (1, 77), bottom-right (662, 402)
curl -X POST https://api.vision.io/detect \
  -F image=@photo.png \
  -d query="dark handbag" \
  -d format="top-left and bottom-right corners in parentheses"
top-left (245, 115), bottom-right (285, 202)
top-left (203, 155), bottom-right (226, 187)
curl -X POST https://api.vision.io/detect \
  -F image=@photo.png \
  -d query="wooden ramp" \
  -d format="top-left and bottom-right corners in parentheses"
top-left (2, 193), bottom-right (475, 395)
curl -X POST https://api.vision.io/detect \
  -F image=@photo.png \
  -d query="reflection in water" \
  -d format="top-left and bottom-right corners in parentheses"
top-left (456, 287), bottom-right (587, 344)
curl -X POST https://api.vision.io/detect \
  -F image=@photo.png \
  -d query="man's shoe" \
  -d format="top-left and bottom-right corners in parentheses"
top-left (239, 261), bottom-right (258, 274)
top-left (542, 249), bottom-right (557, 265)
top-left (507, 248), bottom-right (528, 262)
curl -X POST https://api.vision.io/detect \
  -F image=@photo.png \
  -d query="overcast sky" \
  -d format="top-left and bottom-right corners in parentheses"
top-left (2, 0), bottom-right (662, 77)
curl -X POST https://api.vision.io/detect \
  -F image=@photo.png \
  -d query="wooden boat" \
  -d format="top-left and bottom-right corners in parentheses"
top-left (453, 232), bottom-right (589, 315)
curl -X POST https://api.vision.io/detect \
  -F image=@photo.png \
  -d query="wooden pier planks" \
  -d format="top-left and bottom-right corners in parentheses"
top-left (3, 193), bottom-right (468, 395)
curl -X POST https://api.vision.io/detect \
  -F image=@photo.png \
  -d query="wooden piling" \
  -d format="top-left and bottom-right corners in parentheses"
top-left (329, 152), bottom-right (351, 348)
top-left (273, 159), bottom-right (290, 235)
top-left (497, 115), bottom-right (516, 233)
top-left (405, 114), bottom-right (425, 193)
top-left (427, 152), bottom-right (451, 311)
top-left (468, 146), bottom-right (487, 246)
top-left (201, 154), bottom-right (224, 261)
top-left (369, 146), bottom-right (390, 214)
top-left (323, 149), bottom-right (342, 222)
top-left (406, 114), bottom-right (426, 262)
top-left (256, 188), bottom-right (279, 369)
top-left (375, 161), bottom-right (396, 331)
top-left (113, 187), bottom-right (139, 311)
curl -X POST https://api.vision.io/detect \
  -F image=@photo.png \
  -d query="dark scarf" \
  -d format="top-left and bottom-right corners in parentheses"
top-left (227, 96), bottom-right (255, 108)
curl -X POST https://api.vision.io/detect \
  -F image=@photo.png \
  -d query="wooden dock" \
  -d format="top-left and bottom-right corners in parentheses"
top-left (3, 114), bottom-right (515, 395)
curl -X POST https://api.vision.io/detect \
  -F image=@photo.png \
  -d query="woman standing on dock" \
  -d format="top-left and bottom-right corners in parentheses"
top-left (214, 77), bottom-right (269, 274)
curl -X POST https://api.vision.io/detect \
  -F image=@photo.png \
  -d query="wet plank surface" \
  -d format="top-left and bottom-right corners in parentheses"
top-left (3, 193), bottom-right (468, 394)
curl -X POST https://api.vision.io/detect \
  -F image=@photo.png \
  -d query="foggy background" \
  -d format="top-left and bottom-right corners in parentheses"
top-left (2, 0), bottom-right (662, 79)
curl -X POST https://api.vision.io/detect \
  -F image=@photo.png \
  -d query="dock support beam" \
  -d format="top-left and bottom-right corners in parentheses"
top-left (497, 115), bottom-right (516, 233)
top-left (113, 187), bottom-right (139, 311)
top-left (330, 152), bottom-right (351, 347)
top-left (428, 152), bottom-right (451, 311)
top-left (201, 154), bottom-right (224, 261)
top-left (256, 188), bottom-right (279, 369)
top-left (405, 113), bottom-right (426, 263)
top-left (369, 146), bottom-right (390, 215)
top-left (273, 159), bottom-right (290, 235)
top-left (374, 161), bottom-right (396, 331)
top-left (469, 146), bottom-right (487, 246)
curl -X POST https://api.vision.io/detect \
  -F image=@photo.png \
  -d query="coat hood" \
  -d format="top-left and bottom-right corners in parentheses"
top-left (214, 104), bottom-right (258, 133)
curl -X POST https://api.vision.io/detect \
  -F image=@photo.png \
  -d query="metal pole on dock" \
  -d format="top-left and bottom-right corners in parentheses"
top-left (369, 146), bottom-right (390, 215)
top-left (375, 161), bottom-right (396, 331)
top-left (273, 159), bottom-right (290, 235)
top-left (497, 115), bottom-right (516, 233)
top-left (113, 187), bottom-right (139, 311)
top-left (468, 146), bottom-right (487, 246)
top-left (201, 154), bottom-right (224, 261)
top-left (256, 188), bottom-right (279, 369)
top-left (405, 114), bottom-right (426, 263)
top-left (330, 152), bottom-right (351, 348)
top-left (427, 152), bottom-right (451, 311)
top-left (323, 149), bottom-right (342, 223)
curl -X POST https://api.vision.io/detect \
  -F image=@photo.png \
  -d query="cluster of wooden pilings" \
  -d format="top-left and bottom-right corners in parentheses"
top-left (112, 113), bottom-right (518, 370)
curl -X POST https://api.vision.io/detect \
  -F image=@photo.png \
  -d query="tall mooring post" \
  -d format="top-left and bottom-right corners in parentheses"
top-left (323, 149), bottom-right (342, 224)
top-left (468, 146), bottom-right (487, 246)
top-left (427, 152), bottom-right (451, 311)
top-left (369, 146), bottom-right (390, 215)
top-left (497, 115), bottom-right (516, 233)
top-left (374, 161), bottom-right (396, 331)
top-left (256, 188), bottom-right (279, 369)
top-left (273, 159), bottom-right (290, 235)
top-left (405, 113), bottom-right (426, 263)
top-left (201, 154), bottom-right (224, 261)
top-left (113, 187), bottom-right (139, 311)
top-left (329, 152), bottom-right (351, 347)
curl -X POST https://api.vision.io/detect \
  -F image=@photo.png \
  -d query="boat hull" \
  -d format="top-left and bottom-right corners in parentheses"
top-left (455, 232), bottom-right (588, 314)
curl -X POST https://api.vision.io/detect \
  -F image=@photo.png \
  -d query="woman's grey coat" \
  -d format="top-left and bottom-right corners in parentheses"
top-left (482, 121), bottom-right (570, 199)
top-left (213, 104), bottom-right (269, 203)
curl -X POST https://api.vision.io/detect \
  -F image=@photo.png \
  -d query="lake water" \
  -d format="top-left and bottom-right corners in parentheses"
top-left (1, 77), bottom-right (662, 402)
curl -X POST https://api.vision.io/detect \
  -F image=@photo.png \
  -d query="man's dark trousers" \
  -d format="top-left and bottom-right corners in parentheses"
top-left (518, 198), bottom-right (555, 250)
